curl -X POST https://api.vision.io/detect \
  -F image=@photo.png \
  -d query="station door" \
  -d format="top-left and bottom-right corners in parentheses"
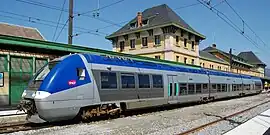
top-left (10, 57), bottom-right (33, 105)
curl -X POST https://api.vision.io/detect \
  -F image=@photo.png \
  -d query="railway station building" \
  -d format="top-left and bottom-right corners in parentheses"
top-left (105, 4), bottom-right (206, 66)
top-left (105, 4), bottom-right (268, 80)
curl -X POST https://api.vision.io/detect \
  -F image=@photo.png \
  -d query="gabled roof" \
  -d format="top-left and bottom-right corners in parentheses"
top-left (199, 50), bottom-right (229, 65)
top-left (0, 22), bottom-right (45, 40)
top-left (203, 46), bottom-right (254, 67)
top-left (238, 51), bottom-right (266, 66)
top-left (106, 4), bottom-right (205, 39)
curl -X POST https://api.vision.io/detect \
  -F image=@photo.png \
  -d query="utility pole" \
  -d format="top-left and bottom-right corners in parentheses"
top-left (229, 48), bottom-right (232, 71)
top-left (68, 0), bottom-right (73, 45)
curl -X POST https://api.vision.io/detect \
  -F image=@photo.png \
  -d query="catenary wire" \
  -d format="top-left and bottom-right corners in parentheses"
top-left (52, 0), bottom-right (67, 41)
top-left (224, 0), bottom-right (268, 47)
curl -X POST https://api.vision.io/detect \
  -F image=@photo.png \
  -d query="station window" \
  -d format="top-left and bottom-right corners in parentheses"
top-left (176, 56), bottom-right (179, 62)
top-left (100, 72), bottom-right (117, 89)
top-left (152, 75), bottom-right (163, 88)
top-left (121, 73), bottom-right (135, 89)
top-left (184, 38), bottom-right (187, 47)
top-left (155, 55), bottom-right (161, 59)
top-left (154, 35), bottom-right (161, 45)
top-left (130, 39), bottom-right (135, 49)
top-left (142, 37), bottom-right (148, 47)
top-left (120, 41), bottom-right (125, 52)
top-left (184, 57), bottom-right (187, 64)
top-left (191, 59), bottom-right (195, 65)
top-left (138, 74), bottom-right (150, 88)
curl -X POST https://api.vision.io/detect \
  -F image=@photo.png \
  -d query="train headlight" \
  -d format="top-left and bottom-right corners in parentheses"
top-left (32, 92), bottom-right (36, 97)
top-left (34, 91), bottom-right (51, 99)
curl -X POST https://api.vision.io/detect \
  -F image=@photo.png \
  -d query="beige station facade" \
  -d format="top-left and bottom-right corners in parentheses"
top-left (106, 4), bottom-right (266, 78)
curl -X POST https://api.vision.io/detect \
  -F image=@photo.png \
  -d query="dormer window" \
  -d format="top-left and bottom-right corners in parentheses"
top-left (130, 22), bottom-right (136, 29)
top-left (142, 19), bottom-right (148, 26)
top-left (130, 20), bottom-right (148, 29)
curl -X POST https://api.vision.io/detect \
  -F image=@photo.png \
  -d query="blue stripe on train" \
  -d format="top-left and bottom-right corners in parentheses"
top-left (83, 53), bottom-right (259, 80)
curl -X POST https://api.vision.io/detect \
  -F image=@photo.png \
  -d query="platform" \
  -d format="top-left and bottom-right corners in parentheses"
top-left (224, 109), bottom-right (270, 135)
top-left (0, 110), bottom-right (24, 117)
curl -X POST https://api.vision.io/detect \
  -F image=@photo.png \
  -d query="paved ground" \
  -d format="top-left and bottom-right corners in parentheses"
top-left (5, 94), bottom-right (270, 135)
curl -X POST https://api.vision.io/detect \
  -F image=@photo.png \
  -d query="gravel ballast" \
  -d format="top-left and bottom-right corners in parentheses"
top-left (6, 94), bottom-right (270, 135)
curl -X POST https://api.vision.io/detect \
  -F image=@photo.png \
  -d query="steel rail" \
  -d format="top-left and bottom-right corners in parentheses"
top-left (177, 100), bottom-right (270, 135)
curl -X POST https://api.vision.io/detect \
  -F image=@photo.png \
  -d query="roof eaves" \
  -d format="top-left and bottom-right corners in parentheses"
top-left (232, 58), bottom-right (254, 67)
top-left (105, 23), bottom-right (174, 39)
top-left (105, 22), bottom-right (206, 40)
top-left (171, 23), bottom-right (206, 39)
top-left (200, 56), bottom-right (229, 65)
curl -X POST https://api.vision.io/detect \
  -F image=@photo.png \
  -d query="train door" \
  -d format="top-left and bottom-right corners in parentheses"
top-left (167, 75), bottom-right (178, 101)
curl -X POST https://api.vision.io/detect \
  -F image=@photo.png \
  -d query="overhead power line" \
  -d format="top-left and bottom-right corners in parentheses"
top-left (197, 0), bottom-right (268, 53)
top-left (224, 0), bottom-right (268, 47)
top-left (73, 2), bottom-right (201, 37)
top-left (0, 10), bottom-right (109, 35)
top-left (15, 0), bottom-right (125, 27)
top-left (10, 1), bottom-right (201, 38)
top-left (52, 0), bottom-right (67, 41)
top-left (77, 0), bottom-right (125, 16)
top-left (0, 13), bottom-right (107, 38)
top-left (55, 19), bottom-right (69, 41)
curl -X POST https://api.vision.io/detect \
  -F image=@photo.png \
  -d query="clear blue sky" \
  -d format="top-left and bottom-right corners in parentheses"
top-left (1, 0), bottom-right (270, 67)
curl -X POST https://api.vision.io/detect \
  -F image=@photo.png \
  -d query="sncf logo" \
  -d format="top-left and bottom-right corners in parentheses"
top-left (68, 80), bottom-right (76, 85)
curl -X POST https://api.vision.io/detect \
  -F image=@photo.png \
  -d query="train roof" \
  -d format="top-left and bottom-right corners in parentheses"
top-left (82, 53), bottom-right (261, 80)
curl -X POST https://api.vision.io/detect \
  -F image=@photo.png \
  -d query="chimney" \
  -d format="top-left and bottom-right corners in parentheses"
top-left (212, 44), bottom-right (216, 48)
top-left (137, 12), bottom-right (142, 28)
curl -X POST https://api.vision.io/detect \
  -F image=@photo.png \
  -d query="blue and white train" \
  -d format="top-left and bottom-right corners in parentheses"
top-left (18, 53), bottom-right (262, 123)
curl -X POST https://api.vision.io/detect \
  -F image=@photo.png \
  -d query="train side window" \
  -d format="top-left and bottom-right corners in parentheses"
top-left (246, 84), bottom-right (250, 90)
top-left (188, 83), bottom-right (195, 94)
top-left (77, 68), bottom-right (86, 80)
top-left (179, 83), bottom-right (187, 95)
top-left (221, 84), bottom-right (227, 92)
top-left (232, 84), bottom-right (237, 91)
top-left (121, 73), bottom-right (135, 89)
top-left (211, 84), bottom-right (217, 92)
top-left (152, 75), bottom-right (163, 88)
top-left (138, 74), bottom-right (150, 88)
top-left (100, 72), bottom-right (117, 89)
top-left (217, 84), bottom-right (221, 92)
top-left (237, 84), bottom-right (241, 91)
top-left (196, 84), bottom-right (202, 93)
top-left (202, 84), bottom-right (208, 93)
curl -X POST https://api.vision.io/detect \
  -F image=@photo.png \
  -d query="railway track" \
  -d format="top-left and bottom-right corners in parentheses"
top-left (0, 121), bottom-right (32, 134)
top-left (0, 94), bottom-right (266, 134)
top-left (177, 99), bottom-right (270, 135)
